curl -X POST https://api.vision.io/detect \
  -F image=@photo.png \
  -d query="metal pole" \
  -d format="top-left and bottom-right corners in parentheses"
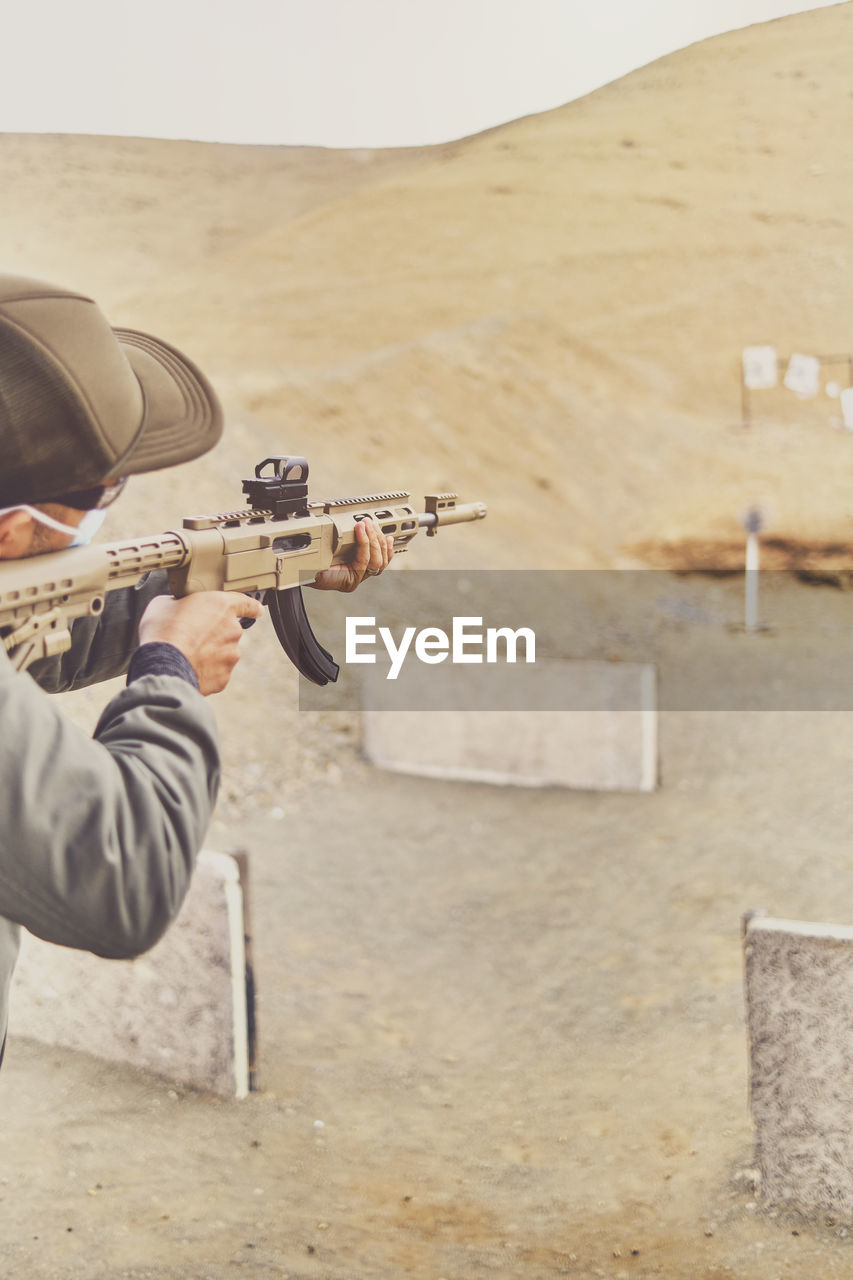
top-left (741, 505), bottom-right (764, 633)
top-left (745, 531), bottom-right (760, 632)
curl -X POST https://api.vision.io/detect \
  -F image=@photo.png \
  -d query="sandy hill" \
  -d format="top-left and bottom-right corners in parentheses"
top-left (4, 4), bottom-right (853, 568)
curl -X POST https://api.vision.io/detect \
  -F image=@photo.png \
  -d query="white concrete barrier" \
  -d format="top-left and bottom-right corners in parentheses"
top-left (9, 850), bottom-right (255, 1098)
top-left (743, 912), bottom-right (853, 1217)
top-left (361, 660), bottom-right (658, 791)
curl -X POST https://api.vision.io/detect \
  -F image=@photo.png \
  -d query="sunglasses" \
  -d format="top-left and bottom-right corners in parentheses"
top-left (52, 477), bottom-right (128, 511)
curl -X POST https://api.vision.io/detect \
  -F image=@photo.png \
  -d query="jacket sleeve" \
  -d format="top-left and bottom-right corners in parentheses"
top-left (0, 646), bottom-right (220, 959)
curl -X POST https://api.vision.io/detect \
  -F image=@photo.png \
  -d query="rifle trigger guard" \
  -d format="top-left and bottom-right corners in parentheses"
top-left (265, 586), bottom-right (340, 686)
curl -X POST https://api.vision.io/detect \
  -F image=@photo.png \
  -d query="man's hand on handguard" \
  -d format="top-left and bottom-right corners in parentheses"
top-left (310, 516), bottom-right (394, 594)
top-left (138, 592), bottom-right (265, 696)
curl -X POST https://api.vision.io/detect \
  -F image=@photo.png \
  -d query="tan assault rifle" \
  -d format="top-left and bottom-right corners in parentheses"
top-left (0, 456), bottom-right (487, 686)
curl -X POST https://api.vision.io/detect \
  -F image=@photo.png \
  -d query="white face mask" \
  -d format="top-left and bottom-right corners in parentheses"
top-left (67, 508), bottom-right (107, 547)
top-left (0, 504), bottom-right (107, 548)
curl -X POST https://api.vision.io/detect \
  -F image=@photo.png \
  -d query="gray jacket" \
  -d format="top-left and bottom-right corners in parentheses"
top-left (0, 573), bottom-right (220, 1063)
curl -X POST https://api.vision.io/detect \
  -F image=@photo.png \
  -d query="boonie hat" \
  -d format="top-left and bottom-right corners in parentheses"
top-left (0, 273), bottom-right (223, 505)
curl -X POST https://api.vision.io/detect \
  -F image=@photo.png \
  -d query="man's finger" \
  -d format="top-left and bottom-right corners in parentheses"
top-left (355, 517), bottom-right (383, 576)
top-left (352, 518), bottom-right (372, 570)
top-left (233, 593), bottom-right (265, 619)
top-left (233, 592), bottom-right (266, 629)
top-left (371, 522), bottom-right (389, 571)
top-left (366, 517), bottom-right (390, 571)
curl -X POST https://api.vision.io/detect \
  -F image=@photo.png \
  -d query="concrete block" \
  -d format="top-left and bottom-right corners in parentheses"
top-left (361, 660), bottom-right (658, 791)
top-left (743, 913), bottom-right (853, 1217)
top-left (9, 850), bottom-right (256, 1098)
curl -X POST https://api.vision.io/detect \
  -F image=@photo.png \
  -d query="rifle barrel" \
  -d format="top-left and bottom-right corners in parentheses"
top-left (418, 501), bottom-right (487, 530)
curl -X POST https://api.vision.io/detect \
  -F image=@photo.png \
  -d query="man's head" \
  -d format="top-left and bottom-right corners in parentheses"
top-left (0, 274), bottom-right (223, 508)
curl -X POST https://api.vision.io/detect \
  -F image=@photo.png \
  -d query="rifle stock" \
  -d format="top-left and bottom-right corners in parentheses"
top-left (0, 457), bottom-right (487, 685)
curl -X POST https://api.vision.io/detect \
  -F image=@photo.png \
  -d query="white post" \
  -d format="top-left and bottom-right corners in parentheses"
top-left (741, 505), bottom-right (764, 633)
top-left (745, 531), bottom-right (760, 632)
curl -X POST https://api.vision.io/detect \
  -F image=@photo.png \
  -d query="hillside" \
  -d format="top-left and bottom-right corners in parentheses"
top-left (4, 5), bottom-right (853, 567)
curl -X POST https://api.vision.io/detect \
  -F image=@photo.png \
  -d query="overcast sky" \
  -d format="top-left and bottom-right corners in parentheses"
top-left (0, 0), bottom-right (843, 148)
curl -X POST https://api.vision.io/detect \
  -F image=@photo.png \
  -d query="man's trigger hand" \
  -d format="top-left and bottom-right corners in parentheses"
top-left (138, 591), bottom-right (265, 696)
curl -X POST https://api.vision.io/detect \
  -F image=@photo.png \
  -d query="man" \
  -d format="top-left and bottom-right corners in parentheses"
top-left (0, 274), bottom-right (392, 1069)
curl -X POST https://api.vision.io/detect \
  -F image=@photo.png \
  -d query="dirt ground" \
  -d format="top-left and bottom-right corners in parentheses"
top-left (5, 576), bottom-right (853, 1278)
